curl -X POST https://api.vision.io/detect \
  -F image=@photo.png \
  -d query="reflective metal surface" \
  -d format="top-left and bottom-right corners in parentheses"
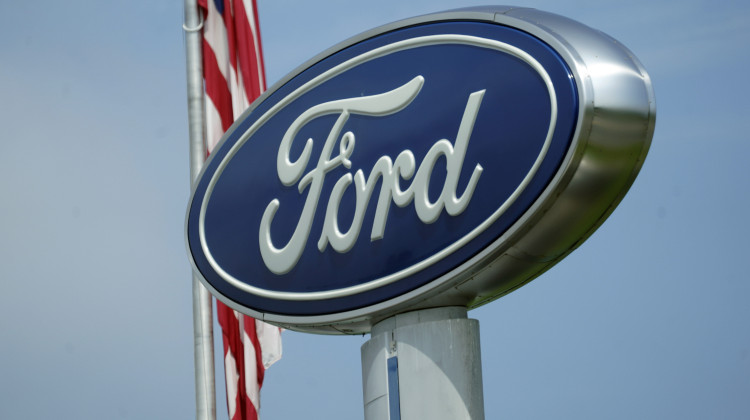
top-left (186, 7), bottom-right (655, 334)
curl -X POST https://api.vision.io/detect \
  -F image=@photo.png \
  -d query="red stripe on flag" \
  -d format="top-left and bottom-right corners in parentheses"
top-left (233, 0), bottom-right (266, 101)
top-left (217, 303), bottom-right (245, 419)
top-left (202, 40), bottom-right (234, 132)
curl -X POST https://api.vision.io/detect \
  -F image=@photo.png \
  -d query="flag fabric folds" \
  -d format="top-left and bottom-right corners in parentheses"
top-left (198, 1), bottom-right (282, 419)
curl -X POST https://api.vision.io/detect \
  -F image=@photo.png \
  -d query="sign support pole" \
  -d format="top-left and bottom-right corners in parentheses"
top-left (183, 1), bottom-right (217, 419)
top-left (361, 307), bottom-right (485, 420)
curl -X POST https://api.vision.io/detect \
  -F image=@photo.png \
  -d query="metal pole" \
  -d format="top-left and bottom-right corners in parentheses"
top-left (183, 1), bottom-right (216, 419)
top-left (361, 307), bottom-right (485, 420)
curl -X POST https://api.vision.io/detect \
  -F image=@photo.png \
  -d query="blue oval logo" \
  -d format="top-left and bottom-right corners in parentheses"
top-left (187, 21), bottom-right (578, 316)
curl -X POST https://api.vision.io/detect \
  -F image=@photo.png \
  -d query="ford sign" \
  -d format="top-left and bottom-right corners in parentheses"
top-left (186, 7), bottom-right (655, 333)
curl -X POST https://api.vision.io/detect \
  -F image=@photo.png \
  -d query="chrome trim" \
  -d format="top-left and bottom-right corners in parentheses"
top-left (185, 7), bottom-right (655, 334)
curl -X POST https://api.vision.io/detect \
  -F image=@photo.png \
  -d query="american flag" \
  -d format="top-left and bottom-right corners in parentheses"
top-left (199, 0), bottom-right (282, 419)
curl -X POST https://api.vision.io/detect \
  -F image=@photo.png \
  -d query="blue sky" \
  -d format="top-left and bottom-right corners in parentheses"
top-left (1, 1), bottom-right (749, 419)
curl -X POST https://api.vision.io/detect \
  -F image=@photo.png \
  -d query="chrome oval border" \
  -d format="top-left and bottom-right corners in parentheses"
top-left (198, 34), bottom-right (558, 301)
top-left (185, 7), bottom-right (655, 334)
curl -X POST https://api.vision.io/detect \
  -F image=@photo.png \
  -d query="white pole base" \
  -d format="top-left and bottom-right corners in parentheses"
top-left (361, 307), bottom-right (484, 420)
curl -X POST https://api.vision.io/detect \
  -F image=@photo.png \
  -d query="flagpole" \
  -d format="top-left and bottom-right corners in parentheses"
top-left (183, 1), bottom-right (217, 419)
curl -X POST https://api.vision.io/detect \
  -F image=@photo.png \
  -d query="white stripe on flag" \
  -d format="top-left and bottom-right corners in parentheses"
top-left (204, 95), bottom-right (224, 152)
top-left (242, 322), bottom-right (261, 410)
top-left (203, 0), bottom-right (230, 83)
top-left (224, 348), bottom-right (239, 419)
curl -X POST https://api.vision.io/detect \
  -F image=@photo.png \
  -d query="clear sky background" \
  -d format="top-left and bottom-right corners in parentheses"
top-left (1, 1), bottom-right (748, 419)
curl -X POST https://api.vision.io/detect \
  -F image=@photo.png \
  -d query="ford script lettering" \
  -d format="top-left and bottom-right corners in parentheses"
top-left (260, 76), bottom-right (484, 274)
top-left (186, 9), bottom-right (655, 332)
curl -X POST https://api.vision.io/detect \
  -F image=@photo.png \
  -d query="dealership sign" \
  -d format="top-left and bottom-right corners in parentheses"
top-left (186, 7), bottom-right (655, 333)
